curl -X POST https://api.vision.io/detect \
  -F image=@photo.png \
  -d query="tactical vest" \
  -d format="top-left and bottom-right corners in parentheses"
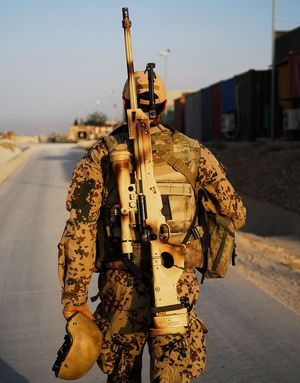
top-left (95, 124), bottom-right (204, 270)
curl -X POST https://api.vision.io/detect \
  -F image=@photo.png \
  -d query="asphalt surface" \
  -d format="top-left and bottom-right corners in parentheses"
top-left (0, 143), bottom-right (299, 383)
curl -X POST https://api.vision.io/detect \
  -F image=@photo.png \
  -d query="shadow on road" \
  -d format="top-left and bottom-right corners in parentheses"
top-left (0, 359), bottom-right (30, 383)
top-left (40, 146), bottom-right (86, 183)
top-left (241, 196), bottom-right (300, 239)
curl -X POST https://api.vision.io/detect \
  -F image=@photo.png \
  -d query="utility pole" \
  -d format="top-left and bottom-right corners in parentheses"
top-left (159, 49), bottom-right (170, 88)
top-left (270, 0), bottom-right (276, 140)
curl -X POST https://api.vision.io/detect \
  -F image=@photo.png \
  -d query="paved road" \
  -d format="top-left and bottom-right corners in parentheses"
top-left (0, 144), bottom-right (299, 383)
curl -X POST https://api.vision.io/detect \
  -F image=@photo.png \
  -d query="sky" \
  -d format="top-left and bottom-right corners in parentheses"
top-left (1, 0), bottom-right (300, 135)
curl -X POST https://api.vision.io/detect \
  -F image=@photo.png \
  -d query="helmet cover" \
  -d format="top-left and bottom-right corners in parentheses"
top-left (122, 71), bottom-right (167, 105)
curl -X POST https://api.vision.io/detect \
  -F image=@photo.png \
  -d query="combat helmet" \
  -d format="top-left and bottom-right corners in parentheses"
top-left (122, 70), bottom-right (167, 106)
top-left (52, 312), bottom-right (102, 380)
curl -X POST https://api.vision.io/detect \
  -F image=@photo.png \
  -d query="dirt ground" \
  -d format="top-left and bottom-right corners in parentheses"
top-left (0, 141), bottom-right (21, 164)
top-left (209, 140), bottom-right (300, 215)
top-left (209, 140), bottom-right (300, 316)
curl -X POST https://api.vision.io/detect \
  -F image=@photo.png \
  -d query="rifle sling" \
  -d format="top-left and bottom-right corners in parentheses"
top-left (120, 256), bottom-right (152, 290)
top-left (196, 191), bottom-right (210, 283)
top-left (182, 203), bottom-right (199, 244)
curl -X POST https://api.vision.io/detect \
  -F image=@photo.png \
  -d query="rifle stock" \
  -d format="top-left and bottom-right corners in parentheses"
top-left (116, 7), bottom-right (188, 335)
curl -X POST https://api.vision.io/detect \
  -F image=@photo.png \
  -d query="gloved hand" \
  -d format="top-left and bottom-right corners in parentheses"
top-left (63, 303), bottom-right (95, 321)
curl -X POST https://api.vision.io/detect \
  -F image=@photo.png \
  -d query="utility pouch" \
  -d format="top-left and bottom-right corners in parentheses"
top-left (197, 190), bottom-right (236, 280)
top-left (204, 213), bottom-right (235, 278)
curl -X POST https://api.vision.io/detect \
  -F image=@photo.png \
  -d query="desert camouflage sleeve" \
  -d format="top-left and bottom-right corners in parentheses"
top-left (198, 145), bottom-right (246, 230)
top-left (58, 139), bottom-right (108, 306)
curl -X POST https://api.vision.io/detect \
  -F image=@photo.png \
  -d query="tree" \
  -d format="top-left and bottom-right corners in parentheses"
top-left (84, 112), bottom-right (107, 126)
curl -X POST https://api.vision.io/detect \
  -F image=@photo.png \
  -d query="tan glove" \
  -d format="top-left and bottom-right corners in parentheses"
top-left (63, 303), bottom-right (95, 321)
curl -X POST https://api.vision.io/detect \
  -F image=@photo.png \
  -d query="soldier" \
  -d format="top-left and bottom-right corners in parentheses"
top-left (57, 71), bottom-right (246, 382)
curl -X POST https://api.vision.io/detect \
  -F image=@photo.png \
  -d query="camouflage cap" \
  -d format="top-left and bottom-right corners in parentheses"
top-left (122, 71), bottom-right (167, 105)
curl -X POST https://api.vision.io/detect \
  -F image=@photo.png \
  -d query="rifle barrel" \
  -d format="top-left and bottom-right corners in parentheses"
top-left (122, 7), bottom-right (137, 109)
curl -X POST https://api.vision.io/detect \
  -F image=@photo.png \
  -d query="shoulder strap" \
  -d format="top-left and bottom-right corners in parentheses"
top-left (196, 190), bottom-right (210, 283)
top-left (158, 122), bottom-right (176, 132)
top-left (160, 151), bottom-right (196, 187)
top-left (153, 129), bottom-right (199, 188)
top-left (120, 256), bottom-right (152, 290)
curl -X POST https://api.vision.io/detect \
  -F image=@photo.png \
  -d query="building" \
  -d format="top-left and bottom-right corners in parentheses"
top-left (161, 90), bottom-right (195, 128)
top-left (170, 25), bottom-right (300, 141)
top-left (68, 124), bottom-right (114, 142)
top-left (275, 26), bottom-right (300, 133)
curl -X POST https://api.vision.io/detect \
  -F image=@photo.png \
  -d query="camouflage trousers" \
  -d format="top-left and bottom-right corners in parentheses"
top-left (94, 268), bottom-right (207, 383)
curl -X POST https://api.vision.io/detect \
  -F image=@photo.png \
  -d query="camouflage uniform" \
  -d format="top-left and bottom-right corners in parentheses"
top-left (58, 124), bottom-right (246, 382)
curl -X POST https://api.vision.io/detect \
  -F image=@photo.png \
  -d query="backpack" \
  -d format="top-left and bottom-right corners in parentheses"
top-left (95, 124), bottom-right (237, 282)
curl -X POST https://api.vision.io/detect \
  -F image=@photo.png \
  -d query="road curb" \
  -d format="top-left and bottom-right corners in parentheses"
top-left (0, 146), bottom-right (35, 185)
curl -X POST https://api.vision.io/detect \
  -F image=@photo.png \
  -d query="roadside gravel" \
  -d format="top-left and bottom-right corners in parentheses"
top-left (0, 143), bottom-right (34, 185)
top-left (0, 141), bottom-right (22, 164)
top-left (236, 231), bottom-right (300, 316)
